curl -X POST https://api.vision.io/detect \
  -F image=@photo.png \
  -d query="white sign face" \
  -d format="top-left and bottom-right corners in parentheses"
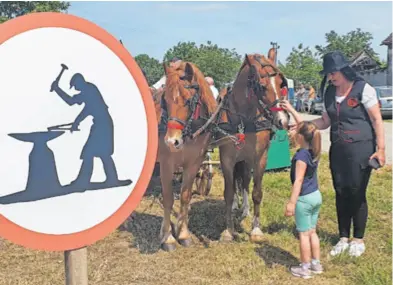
top-left (0, 27), bottom-right (149, 235)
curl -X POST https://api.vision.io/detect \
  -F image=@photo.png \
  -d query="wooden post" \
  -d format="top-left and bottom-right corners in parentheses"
top-left (64, 247), bottom-right (88, 285)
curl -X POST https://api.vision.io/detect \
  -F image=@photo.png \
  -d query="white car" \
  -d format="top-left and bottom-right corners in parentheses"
top-left (375, 86), bottom-right (392, 118)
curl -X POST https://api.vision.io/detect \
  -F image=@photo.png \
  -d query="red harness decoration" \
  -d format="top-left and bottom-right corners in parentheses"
top-left (270, 106), bottom-right (284, 112)
top-left (236, 133), bottom-right (245, 142)
top-left (167, 121), bottom-right (184, 130)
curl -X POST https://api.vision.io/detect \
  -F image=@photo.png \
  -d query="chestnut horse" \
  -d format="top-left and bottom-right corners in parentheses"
top-left (213, 48), bottom-right (289, 242)
top-left (158, 61), bottom-right (217, 251)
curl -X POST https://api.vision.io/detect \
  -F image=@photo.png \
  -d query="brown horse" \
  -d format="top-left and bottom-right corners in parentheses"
top-left (214, 48), bottom-right (289, 243)
top-left (158, 61), bottom-right (218, 251)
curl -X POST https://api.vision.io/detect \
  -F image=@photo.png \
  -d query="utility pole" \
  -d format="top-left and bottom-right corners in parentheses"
top-left (270, 41), bottom-right (280, 65)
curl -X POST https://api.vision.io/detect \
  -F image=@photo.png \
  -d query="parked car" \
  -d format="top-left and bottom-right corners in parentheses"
top-left (309, 96), bottom-right (323, 114)
top-left (375, 86), bottom-right (392, 118)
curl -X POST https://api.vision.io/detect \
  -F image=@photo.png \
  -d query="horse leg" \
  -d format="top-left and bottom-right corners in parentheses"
top-left (240, 163), bottom-right (252, 220)
top-left (233, 161), bottom-right (251, 220)
top-left (159, 161), bottom-right (177, 251)
top-left (220, 155), bottom-right (236, 242)
top-left (232, 163), bottom-right (242, 212)
top-left (250, 150), bottom-right (268, 243)
top-left (176, 163), bottom-right (200, 247)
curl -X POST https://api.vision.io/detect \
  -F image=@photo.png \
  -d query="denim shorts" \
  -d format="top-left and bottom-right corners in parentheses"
top-left (295, 190), bottom-right (322, 232)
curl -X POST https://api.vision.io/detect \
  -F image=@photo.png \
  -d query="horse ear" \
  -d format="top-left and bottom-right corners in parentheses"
top-left (163, 63), bottom-right (168, 75)
top-left (245, 54), bottom-right (252, 65)
top-left (268, 48), bottom-right (276, 64)
top-left (183, 62), bottom-right (194, 81)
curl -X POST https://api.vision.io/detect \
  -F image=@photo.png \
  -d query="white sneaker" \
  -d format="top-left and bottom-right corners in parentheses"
top-left (348, 241), bottom-right (365, 257)
top-left (330, 239), bottom-right (349, 256)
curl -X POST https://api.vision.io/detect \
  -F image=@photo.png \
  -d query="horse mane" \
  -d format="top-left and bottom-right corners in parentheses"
top-left (165, 62), bottom-right (217, 114)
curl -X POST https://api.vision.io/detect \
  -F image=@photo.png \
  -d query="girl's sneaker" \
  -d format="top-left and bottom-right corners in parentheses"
top-left (290, 264), bottom-right (313, 279)
top-left (330, 239), bottom-right (349, 256)
top-left (310, 262), bottom-right (324, 274)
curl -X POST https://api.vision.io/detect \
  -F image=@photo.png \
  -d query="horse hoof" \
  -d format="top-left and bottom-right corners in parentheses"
top-left (220, 230), bottom-right (234, 242)
top-left (179, 237), bottom-right (192, 247)
top-left (161, 242), bottom-right (177, 252)
top-left (250, 228), bottom-right (264, 243)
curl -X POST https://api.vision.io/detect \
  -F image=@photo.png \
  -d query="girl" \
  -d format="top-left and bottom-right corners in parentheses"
top-left (284, 119), bottom-right (323, 279)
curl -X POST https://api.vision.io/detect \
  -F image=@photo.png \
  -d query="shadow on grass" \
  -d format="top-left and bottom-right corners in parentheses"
top-left (188, 198), bottom-right (245, 242)
top-left (255, 241), bottom-right (299, 268)
top-left (262, 221), bottom-right (339, 245)
top-left (118, 197), bottom-right (245, 254)
top-left (118, 212), bottom-right (163, 255)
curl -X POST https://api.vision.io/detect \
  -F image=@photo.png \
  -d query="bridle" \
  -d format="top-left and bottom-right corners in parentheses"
top-left (165, 81), bottom-right (205, 139)
top-left (247, 55), bottom-right (286, 123)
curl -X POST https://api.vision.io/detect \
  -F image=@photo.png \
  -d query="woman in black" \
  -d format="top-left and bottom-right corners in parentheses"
top-left (282, 51), bottom-right (386, 258)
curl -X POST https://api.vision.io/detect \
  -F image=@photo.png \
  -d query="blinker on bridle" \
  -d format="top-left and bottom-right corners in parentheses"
top-left (247, 56), bottom-right (285, 116)
top-left (166, 81), bottom-right (202, 139)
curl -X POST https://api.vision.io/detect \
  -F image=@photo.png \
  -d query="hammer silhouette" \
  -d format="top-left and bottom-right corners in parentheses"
top-left (50, 63), bottom-right (68, 92)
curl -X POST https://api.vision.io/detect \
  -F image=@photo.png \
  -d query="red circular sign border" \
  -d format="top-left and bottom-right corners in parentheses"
top-left (0, 12), bottom-right (158, 251)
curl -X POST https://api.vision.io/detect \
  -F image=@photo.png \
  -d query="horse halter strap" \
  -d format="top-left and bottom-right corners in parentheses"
top-left (248, 57), bottom-right (284, 119)
top-left (166, 84), bottom-right (202, 138)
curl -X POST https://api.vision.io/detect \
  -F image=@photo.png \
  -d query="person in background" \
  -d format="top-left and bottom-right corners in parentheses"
top-left (307, 84), bottom-right (316, 113)
top-left (205, 76), bottom-right (219, 100)
top-left (295, 84), bottom-right (306, 112)
top-left (282, 50), bottom-right (385, 258)
top-left (150, 57), bottom-right (183, 94)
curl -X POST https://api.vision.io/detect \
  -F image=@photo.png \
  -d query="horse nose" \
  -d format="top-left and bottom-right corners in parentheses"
top-left (173, 139), bottom-right (181, 147)
top-left (165, 136), bottom-right (184, 149)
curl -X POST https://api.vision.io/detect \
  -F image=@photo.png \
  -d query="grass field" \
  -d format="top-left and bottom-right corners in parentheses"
top-left (0, 150), bottom-right (391, 285)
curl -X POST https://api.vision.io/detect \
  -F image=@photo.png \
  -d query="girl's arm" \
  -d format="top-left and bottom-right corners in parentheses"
top-left (285, 160), bottom-right (307, 216)
top-left (289, 160), bottom-right (307, 204)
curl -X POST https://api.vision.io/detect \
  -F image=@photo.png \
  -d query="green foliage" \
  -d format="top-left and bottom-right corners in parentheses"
top-left (315, 28), bottom-right (380, 61)
top-left (134, 54), bottom-right (163, 86)
top-left (278, 43), bottom-right (323, 89)
top-left (163, 40), bottom-right (242, 89)
top-left (0, 1), bottom-right (70, 24)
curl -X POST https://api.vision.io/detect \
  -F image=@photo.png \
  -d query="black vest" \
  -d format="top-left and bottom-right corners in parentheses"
top-left (324, 79), bottom-right (375, 144)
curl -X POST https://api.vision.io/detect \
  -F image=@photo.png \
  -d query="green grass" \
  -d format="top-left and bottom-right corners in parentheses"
top-left (0, 150), bottom-right (391, 285)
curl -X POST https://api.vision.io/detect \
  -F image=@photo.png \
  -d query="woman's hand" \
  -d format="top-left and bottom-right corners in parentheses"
top-left (370, 148), bottom-right (386, 167)
top-left (280, 100), bottom-right (295, 114)
top-left (285, 202), bottom-right (296, 217)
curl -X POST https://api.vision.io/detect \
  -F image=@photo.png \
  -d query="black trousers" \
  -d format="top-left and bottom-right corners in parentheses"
top-left (329, 140), bottom-right (375, 239)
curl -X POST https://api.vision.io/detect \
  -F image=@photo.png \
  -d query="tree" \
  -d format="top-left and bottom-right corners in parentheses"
top-left (0, 1), bottom-right (70, 24)
top-left (279, 43), bottom-right (323, 90)
top-left (134, 54), bottom-right (163, 86)
top-left (163, 41), bottom-right (242, 89)
top-left (315, 29), bottom-right (380, 62)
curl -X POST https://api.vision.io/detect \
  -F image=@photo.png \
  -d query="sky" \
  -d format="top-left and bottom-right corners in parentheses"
top-left (68, 1), bottom-right (393, 63)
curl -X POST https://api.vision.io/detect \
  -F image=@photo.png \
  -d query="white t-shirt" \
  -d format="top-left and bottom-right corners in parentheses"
top-left (210, 85), bottom-right (219, 99)
top-left (322, 83), bottom-right (378, 113)
top-left (152, 75), bottom-right (166, 90)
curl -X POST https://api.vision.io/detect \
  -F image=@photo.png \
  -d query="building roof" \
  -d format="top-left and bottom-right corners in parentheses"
top-left (381, 33), bottom-right (392, 46)
top-left (350, 49), bottom-right (380, 71)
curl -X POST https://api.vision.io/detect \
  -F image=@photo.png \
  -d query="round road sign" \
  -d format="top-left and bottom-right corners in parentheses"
top-left (0, 12), bottom-right (158, 251)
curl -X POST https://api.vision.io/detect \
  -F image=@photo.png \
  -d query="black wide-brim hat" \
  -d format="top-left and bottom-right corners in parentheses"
top-left (319, 51), bottom-right (350, 75)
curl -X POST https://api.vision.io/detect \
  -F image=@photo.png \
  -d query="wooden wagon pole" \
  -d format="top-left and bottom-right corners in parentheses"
top-left (65, 247), bottom-right (88, 285)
